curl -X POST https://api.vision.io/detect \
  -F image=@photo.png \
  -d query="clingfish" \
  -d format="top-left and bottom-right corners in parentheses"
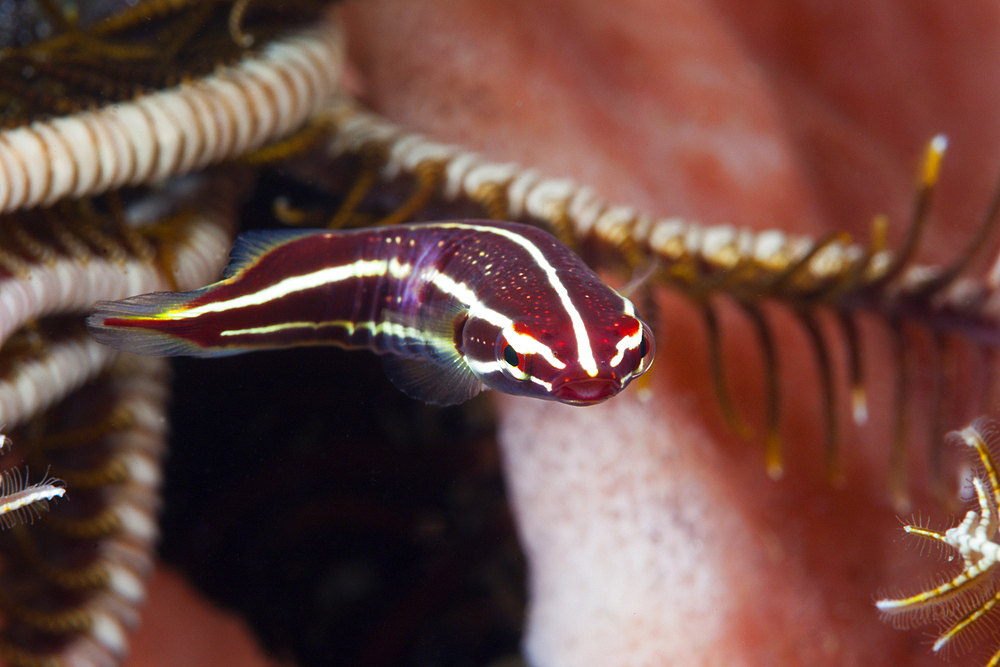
top-left (87, 220), bottom-right (654, 406)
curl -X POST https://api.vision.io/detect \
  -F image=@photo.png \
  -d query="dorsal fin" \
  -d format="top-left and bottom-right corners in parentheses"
top-left (224, 229), bottom-right (326, 280)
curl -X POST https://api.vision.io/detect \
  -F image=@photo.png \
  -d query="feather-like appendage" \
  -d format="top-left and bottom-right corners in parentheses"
top-left (0, 435), bottom-right (64, 529)
top-left (876, 418), bottom-right (1000, 664)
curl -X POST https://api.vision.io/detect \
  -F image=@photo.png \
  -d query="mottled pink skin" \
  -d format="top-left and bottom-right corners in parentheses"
top-left (342, 2), bottom-right (1000, 666)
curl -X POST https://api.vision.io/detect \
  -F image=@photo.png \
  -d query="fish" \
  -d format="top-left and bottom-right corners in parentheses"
top-left (87, 220), bottom-right (654, 406)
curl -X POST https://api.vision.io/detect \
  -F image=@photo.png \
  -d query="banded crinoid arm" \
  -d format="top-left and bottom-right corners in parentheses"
top-left (876, 418), bottom-right (1000, 665)
top-left (0, 1), bottom-right (344, 212)
top-left (0, 0), bottom-right (344, 434)
top-left (0, 354), bottom-right (173, 667)
top-left (0, 173), bottom-right (239, 666)
top-left (0, 3), bottom-right (345, 666)
top-left (317, 96), bottom-right (1000, 490)
top-left (0, 173), bottom-right (239, 431)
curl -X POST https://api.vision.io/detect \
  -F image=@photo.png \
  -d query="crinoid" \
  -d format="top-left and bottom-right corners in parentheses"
top-left (0, 1), bottom-right (344, 665)
top-left (877, 418), bottom-right (1000, 665)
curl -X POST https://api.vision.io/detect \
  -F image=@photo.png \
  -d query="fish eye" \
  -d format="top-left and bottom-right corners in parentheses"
top-left (503, 342), bottom-right (521, 368)
top-left (496, 331), bottom-right (530, 381)
top-left (633, 323), bottom-right (655, 376)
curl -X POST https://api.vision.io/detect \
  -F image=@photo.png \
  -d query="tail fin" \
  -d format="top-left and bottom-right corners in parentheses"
top-left (87, 290), bottom-right (227, 357)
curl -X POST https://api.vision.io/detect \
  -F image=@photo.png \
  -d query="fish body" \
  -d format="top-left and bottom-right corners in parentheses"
top-left (87, 220), bottom-right (654, 405)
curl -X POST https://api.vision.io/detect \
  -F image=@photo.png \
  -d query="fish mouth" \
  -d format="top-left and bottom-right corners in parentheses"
top-left (551, 376), bottom-right (622, 405)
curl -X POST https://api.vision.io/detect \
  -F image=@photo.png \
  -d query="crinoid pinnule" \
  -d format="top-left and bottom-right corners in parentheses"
top-left (876, 417), bottom-right (1000, 664)
top-left (0, 436), bottom-right (64, 530)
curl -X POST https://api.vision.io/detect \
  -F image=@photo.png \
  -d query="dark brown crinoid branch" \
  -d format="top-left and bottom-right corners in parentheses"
top-left (309, 101), bottom-right (1000, 503)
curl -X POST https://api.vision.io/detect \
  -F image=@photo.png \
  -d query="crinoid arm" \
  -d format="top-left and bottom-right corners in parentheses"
top-left (315, 104), bottom-right (1000, 500)
top-left (876, 417), bottom-right (1000, 662)
top-left (0, 434), bottom-right (65, 529)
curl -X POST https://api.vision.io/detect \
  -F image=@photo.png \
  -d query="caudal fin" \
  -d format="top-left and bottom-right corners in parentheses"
top-left (86, 291), bottom-right (220, 357)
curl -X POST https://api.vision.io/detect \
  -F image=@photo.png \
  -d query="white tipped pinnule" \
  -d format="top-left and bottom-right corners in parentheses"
top-left (0, 465), bottom-right (65, 528)
top-left (921, 134), bottom-right (948, 187)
